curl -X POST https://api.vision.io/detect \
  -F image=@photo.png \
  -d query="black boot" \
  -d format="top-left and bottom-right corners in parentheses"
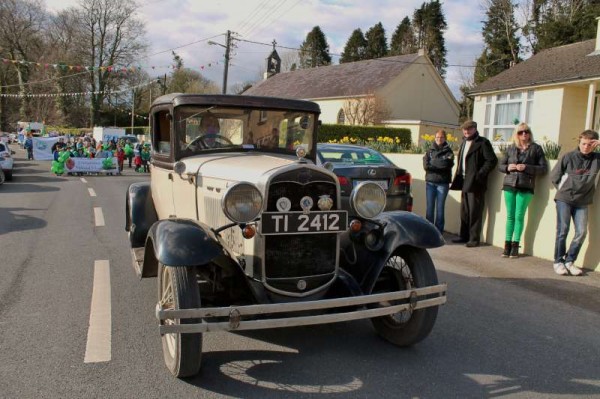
top-left (509, 241), bottom-right (520, 258)
top-left (502, 241), bottom-right (511, 257)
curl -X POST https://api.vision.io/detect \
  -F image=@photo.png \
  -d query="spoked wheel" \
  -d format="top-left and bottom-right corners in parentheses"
top-left (157, 263), bottom-right (202, 377)
top-left (370, 246), bottom-right (439, 347)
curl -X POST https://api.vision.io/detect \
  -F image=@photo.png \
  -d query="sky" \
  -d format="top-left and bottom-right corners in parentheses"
top-left (43, 0), bottom-right (487, 99)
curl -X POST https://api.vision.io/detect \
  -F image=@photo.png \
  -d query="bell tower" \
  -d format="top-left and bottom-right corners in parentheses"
top-left (264, 40), bottom-right (281, 79)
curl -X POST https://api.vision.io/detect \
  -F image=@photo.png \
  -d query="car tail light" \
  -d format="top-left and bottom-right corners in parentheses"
top-left (337, 176), bottom-right (349, 186)
top-left (392, 173), bottom-right (411, 194)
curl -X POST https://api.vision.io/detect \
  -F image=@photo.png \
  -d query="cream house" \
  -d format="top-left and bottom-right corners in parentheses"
top-left (470, 19), bottom-right (600, 151)
top-left (244, 49), bottom-right (460, 144)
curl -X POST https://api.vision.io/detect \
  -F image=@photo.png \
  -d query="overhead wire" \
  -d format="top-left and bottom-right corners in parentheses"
top-left (244, 0), bottom-right (303, 40)
top-left (241, 0), bottom-right (291, 38)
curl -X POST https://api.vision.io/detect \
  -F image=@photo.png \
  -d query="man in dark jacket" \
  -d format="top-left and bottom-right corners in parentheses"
top-left (550, 130), bottom-right (600, 276)
top-left (450, 120), bottom-right (498, 247)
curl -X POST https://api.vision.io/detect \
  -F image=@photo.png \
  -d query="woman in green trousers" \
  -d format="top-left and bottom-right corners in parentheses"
top-left (498, 123), bottom-right (548, 258)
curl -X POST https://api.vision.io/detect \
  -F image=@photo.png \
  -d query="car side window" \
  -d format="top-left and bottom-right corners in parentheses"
top-left (154, 111), bottom-right (171, 155)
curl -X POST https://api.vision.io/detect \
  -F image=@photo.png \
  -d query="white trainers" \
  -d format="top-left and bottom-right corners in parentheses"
top-left (565, 262), bottom-right (583, 276)
top-left (553, 262), bottom-right (568, 275)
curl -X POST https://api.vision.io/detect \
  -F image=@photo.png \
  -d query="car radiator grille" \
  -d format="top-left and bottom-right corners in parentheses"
top-left (265, 234), bottom-right (337, 278)
top-left (264, 175), bottom-right (339, 293)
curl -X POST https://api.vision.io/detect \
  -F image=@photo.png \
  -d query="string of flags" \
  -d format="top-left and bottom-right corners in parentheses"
top-left (0, 78), bottom-right (159, 98)
top-left (1, 57), bottom-right (222, 74)
top-left (113, 108), bottom-right (149, 121)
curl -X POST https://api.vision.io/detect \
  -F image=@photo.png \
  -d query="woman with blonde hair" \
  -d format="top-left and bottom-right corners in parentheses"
top-left (498, 123), bottom-right (547, 257)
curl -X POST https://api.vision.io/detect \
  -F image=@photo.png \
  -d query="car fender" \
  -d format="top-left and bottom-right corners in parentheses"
top-left (343, 211), bottom-right (444, 294)
top-left (147, 219), bottom-right (224, 267)
top-left (126, 182), bottom-right (158, 248)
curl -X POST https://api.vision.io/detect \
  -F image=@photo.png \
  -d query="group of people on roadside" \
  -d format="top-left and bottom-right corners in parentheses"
top-left (48, 136), bottom-right (151, 175)
top-left (423, 120), bottom-right (600, 276)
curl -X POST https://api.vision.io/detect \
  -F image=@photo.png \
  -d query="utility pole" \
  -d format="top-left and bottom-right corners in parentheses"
top-left (131, 89), bottom-right (135, 136)
top-left (223, 30), bottom-right (231, 94)
top-left (209, 31), bottom-right (233, 94)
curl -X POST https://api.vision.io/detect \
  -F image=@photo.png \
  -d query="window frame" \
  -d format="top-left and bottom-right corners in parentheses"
top-left (483, 90), bottom-right (534, 142)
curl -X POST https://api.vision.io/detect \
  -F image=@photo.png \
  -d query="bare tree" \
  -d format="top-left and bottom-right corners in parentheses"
top-left (279, 50), bottom-right (300, 72)
top-left (73, 0), bottom-right (147, 126)
top-left (0, 0), bottom-right (48, 120)
top-left (342, 94), bottom-right (390, 126)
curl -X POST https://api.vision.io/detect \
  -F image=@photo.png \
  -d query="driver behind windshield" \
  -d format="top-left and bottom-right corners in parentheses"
top-left (200, 115), bottom-right (220, 148)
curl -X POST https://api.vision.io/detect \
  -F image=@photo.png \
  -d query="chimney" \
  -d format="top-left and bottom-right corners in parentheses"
top-left (596, 17), bottom-right (600, 52)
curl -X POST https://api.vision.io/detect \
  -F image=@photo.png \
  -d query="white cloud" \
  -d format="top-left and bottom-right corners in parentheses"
top-left (43, 0), bottom-right (486, 97)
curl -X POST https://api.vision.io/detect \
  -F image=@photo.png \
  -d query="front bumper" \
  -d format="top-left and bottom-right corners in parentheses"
top-left (157, 283), bottom-right (447, 334)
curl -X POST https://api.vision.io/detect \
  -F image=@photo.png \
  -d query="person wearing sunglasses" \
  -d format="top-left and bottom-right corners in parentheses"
top-left (498, 123), bottom-right (548, 258)
top-left (550, 129), bottom-right (600, 276)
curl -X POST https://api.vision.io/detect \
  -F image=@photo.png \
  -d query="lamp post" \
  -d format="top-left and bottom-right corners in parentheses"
top-left (208, 30), bottom-right (232, 94)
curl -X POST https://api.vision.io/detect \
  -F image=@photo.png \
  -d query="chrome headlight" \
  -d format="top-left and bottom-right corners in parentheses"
top-left (350, 181), bottom-right (386, 219)
top-left (221, 182), bottom-right (263, 223)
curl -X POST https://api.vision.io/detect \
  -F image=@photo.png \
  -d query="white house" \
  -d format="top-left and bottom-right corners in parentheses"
top-left (244, 50), bottom-right (460, 144)
top-left (470, 19), bottom-right (600, 152)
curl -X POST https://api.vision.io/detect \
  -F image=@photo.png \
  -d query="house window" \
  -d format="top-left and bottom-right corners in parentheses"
top-left (592, 91), bottom-right (600, 132)
top-left (483, 90), bottom-right (534, 141)
top-left (337, 109), bottom-right (345, 124)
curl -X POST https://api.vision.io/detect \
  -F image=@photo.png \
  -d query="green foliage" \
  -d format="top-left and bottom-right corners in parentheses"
top-left (475, 0), bottom-right (520, 85)
top-left (528, 1), bottom-right (600, 53)
top-left (412, 0), bottom-right (448, 76)
top-left (390, 17), bottom-right (416, 55)
top-left (365, 22), bottom-right (388, 59)
top-left (317, 124), bottom-right (412, 147)
top-left (299, 26), bottom-right (332, 68)
top-left (340, 29), bottom-right (368, 63)
top-left (541, 140), bottom-right (562, 160)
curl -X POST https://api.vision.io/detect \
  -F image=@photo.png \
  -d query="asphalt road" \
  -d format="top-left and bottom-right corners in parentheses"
top-left (1, 147), bottom-right (599, 399)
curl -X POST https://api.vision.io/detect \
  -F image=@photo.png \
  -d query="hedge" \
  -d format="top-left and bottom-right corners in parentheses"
top-left (317, 124), bottom-right (412, 146)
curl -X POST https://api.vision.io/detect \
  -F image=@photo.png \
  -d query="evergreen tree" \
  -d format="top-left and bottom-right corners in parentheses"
top-left (412, 1), bottom-right (448, 76)
top-left (474, 0), bottom-right (520, 84)
top-left (340, 28), bottom-right (368, 63)
top-left (299, 26), bottom-right (331, 68)
top-left (527, 0), bottom-right (600, 53)
top-left (365, 22), bottom-right (388, 59)
top-left (390, 17), bottom-right (416, 55)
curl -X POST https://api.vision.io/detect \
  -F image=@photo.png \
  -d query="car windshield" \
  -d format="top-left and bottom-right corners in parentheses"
top-left (319, 147), bottom-right (389, 165)
top-left (174, 106), bottom-right (315, 156)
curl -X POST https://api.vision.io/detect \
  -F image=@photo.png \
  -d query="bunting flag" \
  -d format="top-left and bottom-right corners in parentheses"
top-left (2, 58), bottom-right (221, 75)
top-left (0, 78), bottom-right (159, 98)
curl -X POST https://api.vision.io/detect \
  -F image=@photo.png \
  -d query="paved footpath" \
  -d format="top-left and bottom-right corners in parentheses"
top-left (431, 234), bottom-right (600, 315)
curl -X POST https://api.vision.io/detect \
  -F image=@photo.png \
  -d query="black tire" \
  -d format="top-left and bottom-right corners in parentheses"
top-left (370, 246), bottom-right (439, 347)
top-left (4, 170), bottom-right (12, 181)
top-left (157, 263), bottom-right (202, 377)
top-left (0, 169), bottom-right (4, 185)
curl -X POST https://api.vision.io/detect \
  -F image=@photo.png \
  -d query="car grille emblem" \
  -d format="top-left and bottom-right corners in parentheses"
top-left (300, 196), bottom-right (313, 214)
top-left (297, 280), bottom-right (307, 291)
top-left (317, 195), bottom-right (333, 211)
top-left (276, 197), bottom-right (292, 212)
top-left (368, 169), bottom-right (376, 176)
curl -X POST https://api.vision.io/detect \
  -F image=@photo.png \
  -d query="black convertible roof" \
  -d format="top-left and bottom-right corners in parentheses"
top-left (151, 93), bottom-right (321, 113)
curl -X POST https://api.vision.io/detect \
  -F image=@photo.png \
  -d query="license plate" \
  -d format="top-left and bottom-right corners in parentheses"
top-left (353, 179), bottom-right (388, 190)
top-left (261, 211), bottom-right (348, 235)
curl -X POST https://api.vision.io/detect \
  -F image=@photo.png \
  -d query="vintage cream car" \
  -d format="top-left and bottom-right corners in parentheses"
top-left (125, 94), bottom-right (447, 378)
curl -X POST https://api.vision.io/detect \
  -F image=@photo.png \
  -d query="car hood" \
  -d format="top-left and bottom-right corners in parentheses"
top-left (183, 152), bottom-right (303, 182)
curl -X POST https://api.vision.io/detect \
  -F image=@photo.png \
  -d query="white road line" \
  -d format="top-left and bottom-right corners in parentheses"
top-left (81, 178), bottom-right (87, 183)
top-left (94, 207), bottom-right (105, 227)
top-left (84, 260), bottom-right (112, 363)
top-left (88, 188), bottom-right (97, 197)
